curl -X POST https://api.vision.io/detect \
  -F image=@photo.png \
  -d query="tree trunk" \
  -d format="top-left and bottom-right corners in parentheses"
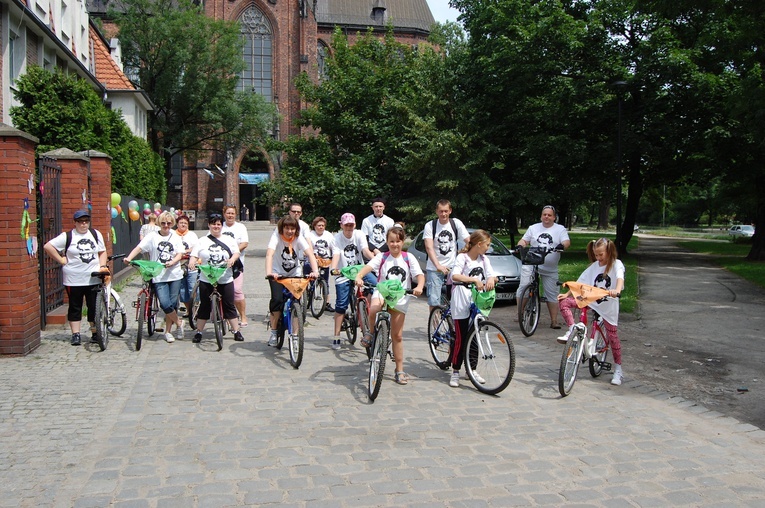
top-left (747, 170), bottom-right (765, 261)
top-left (597, 196), bottom-right (610, 230)
top-left (618, 156), bottom-right (643, 256)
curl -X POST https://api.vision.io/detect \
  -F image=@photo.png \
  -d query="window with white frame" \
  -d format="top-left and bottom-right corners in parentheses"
top-left (238, 5), bottom-right (272, 101)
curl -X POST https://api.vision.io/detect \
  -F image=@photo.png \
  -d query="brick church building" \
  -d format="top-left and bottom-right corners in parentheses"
top-left (93, 0), bottom-right (436, 223)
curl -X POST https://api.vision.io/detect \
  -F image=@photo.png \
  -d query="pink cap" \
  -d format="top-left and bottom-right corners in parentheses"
top-left (339, 213), bottom-right (356, 225)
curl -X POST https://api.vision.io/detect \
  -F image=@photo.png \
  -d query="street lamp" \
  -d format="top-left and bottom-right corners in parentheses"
top-left (613, 80), bottom-right (627, 254)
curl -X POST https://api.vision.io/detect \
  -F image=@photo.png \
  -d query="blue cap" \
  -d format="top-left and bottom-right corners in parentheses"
top-left (73, 210), bottom-right (91, 220)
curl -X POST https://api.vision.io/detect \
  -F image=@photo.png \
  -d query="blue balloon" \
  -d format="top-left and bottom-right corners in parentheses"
top-left (111, 207), bottom-right (118, 219)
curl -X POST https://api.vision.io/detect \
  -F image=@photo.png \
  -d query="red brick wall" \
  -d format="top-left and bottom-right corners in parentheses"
top-left (86, 152), bottom-right (114, 258)
top-left (0, 128), bottom-right (41, 355)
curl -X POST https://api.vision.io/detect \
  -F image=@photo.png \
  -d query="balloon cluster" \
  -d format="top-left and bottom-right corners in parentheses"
top-left (110, 193), bottom-right (124, 220)
top-left (123, 198), bottom-right (168, 221)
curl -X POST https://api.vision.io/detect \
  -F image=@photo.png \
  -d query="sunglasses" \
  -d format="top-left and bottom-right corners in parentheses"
top-left (160, 221), bottom-right (173, 226)
top-left (75, 219), bottom-right (90, 224)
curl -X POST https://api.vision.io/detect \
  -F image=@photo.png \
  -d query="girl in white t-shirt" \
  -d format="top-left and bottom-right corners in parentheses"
top-left (355, 226), bottom-right (424, 385)
top-left (557, 238), bottom-right (626, 385)
top-left (448, 230), bottom-right (497, 388)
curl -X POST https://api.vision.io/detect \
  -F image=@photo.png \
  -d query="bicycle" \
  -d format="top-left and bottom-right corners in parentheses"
top-left (366, 281), bottom-right (416, 402)
top-left (266, 275), bottom-right (311, 369)
top-left (557, 285), bottom-right (617, 397)
top-left (91, 253), bottom-right (127, 351)
top-left (427, 285), bottom-right (455, 370)
top-left (332, 264), bottom-right (366, 347)
top-left (130, 260), bottom-right (164, 351)
top-left (306, 262), bottom-right (331, 319)
top-left (435, 282), bottom-right (516, 394)
top-left (193, 264), bottom-right (231, 351)
top-left (514, 246), bottom-right (563, 337)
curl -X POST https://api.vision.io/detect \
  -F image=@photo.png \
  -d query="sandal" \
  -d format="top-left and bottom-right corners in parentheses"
top-left (360, 332), bottom-right (373, 349)
top-left (394, 371), bottom-right (409, 385)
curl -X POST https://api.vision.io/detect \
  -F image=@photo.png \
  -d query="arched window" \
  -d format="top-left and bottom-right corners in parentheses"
top-left (239, 5), bottom-right (273, 101)
top-left (317, 40), bottom-right (329, 81)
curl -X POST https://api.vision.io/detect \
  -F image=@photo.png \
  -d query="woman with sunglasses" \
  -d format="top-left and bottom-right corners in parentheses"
top-left (124, 211), bottom-right (185, 342)
top-left (515, 205), bottom-right (570, 329)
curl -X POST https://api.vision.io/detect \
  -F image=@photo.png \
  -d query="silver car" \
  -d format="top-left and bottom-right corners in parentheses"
top-left (407, 229), bottom-right (521, 301)
top-left (728, 225), bottom-right (755, 238)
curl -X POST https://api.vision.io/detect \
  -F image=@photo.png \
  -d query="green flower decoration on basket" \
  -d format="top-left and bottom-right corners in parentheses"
top-left (131, 260), bottom-right (165, 282)
top-left (377, 279), bottom-right (405, 309)
top-left (472, 287), bottom-right (496, 316)
top-left (198, 264), bottom-right (227, 285)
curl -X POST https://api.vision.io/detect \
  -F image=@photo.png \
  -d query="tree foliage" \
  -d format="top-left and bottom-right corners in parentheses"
top-left (10, 65), bottom-right (165, 201)
top-left (113, 0), bottom-right (275, 176)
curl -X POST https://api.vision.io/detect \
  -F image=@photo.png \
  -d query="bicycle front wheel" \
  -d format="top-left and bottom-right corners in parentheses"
top-left (357, 298), bottom-right (372, 359)
top-left (188, 280), bottom-right (200, 330)
top-left (94, 290), bottom-right (108, 352)
top-left (147, 291), bottom-right (158, 337)
top-left (136, 292), bottom-right (146, 351)
top-left (288, 301), bottom-right (305, 368)
top-left (559, 330), bottom-right (585, 396)
top-left (465, 320), bottom-right (515, 395)
top-left (428, 306), bottom-right (454, 370)
top-left (589, 327), bottom-right (609, 377)
top-left (518, 284), bottom-right (540, 337)
top-left (368, 320), bottom-right (390, 402)
top-left (211, 293), bottom-right (224, 351)
top-left (310, 279), bottom-right (329, 319)
top-left (344, 308), bottom-right (357, 345)
top-left (107, 289), bottom-right (127, 336)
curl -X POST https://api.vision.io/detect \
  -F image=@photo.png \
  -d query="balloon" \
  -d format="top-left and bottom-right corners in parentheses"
top-left (116, 205), bottom-right (122, 214)
top-left (129, 210), bottom-right (140, 221)
top-left (169, 207), bottom-right (175, 214)
top-left (154, 209), bottom-right (161, 216)
top-left (110, 193), bottom-right (121, 208)
top-left (143, 203), bottom-right (151, 210)
top-left (128, 200), bottom-right (138, 211)
top-left (153, 202), bottom-right (161, 211)
top-left (143, 208), bottom-right (151, 217)
top-left (111, 207), bottom-right (118, 219)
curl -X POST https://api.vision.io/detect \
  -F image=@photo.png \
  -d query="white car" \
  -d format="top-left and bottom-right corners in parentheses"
top-left (728, 225), bottom-right (755, 238)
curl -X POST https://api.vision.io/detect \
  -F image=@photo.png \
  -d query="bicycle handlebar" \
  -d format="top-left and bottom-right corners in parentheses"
top-left (265, 275), bottom-right (315, 280)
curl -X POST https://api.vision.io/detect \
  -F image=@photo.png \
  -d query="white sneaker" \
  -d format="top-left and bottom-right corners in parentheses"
top-left (449, 371), bottom-right (460, 387)
top-left (611, 366), bottom-right (623, 386)
top-left (267, 332), bottom-right (278, 347)
top-left (473, 372), bottom-right (486, 385)
top-left (174, 321), bottom-right (185, 340)
top-left (165, 332), bottom-right (175, 343)
top-left (557, 325), bottom-right (574, 344)
top-left (331, 338), bottom-right (341, 350)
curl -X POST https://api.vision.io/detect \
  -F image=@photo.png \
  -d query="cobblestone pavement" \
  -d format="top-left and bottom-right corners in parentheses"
top-left (2, 227), bottom-right (765, 507)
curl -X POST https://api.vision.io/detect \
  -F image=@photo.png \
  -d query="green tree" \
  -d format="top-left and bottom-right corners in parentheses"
top-left (112, 0), bottom-right (275, 179)
top-left (10, 65), bottom-right (165, 201)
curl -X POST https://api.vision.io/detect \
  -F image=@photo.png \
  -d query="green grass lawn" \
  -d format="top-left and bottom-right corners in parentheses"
top-left (498, 232), bottom-right (638, 313)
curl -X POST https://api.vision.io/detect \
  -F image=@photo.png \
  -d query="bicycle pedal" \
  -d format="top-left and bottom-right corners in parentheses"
top-left (132, 301), bottom-right (139, 308)
top-left (602, 362), bottom-right (612, 371)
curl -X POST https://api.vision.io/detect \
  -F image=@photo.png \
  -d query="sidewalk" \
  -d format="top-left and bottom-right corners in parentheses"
top-left (2, 228), bottom-right (765, 506)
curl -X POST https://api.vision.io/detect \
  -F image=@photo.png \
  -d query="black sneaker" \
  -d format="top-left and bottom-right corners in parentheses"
top-left (234, 331), bottom-right (244, 342)
top-left (192, 331), bottom-right (203, 343)
top-left (71, 333), bottom-right (81, 346)
top-left (325, 303), bottom-right (335, 312)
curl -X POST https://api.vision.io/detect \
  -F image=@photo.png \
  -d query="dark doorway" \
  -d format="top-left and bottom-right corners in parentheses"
top-left (239, 150), bottom-right (271, 221)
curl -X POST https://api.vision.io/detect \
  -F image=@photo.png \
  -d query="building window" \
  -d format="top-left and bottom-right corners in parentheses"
top-left (317, 40), bottom-right (328, 81)
top-left (238, 5), bottom-right (272, 102)
top-left (9, 26), bottom-right (25, 86)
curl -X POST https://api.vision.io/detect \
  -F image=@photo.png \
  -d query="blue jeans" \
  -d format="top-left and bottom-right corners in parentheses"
top-left (179, 268), bottom-right (198, 303)
top-left (154, 279), bottom-right (181, 314)
top-left (334, 273), bottom-right (377, 313)
top-left (427, 270), bottom-right (451, 306)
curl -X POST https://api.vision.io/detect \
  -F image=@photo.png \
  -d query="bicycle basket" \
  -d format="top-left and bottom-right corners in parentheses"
top-left (518, 246), bottom-right (549, 266)
top-left (471, 287), bottom-right (496, 316)
top-left (562, 281), bottom-right (611, 309)
top-left (198, 264), bottom-right (227, 285)
top-left (131, 260), bottom-right (165, 282)
top-left (317, 258), bottom-right (332, 268)
top-left (277, 277), bottom-right (310, 299)
top-left (340, 264), bottom-right (364, 280)
top-left (377, 279), bottom-right (405, 309)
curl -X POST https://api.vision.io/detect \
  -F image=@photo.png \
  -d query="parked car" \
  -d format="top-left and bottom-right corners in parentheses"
top-left (407, 229), bottom-right (521, 302)
top-left (728, 225), bottom-right (755, 238)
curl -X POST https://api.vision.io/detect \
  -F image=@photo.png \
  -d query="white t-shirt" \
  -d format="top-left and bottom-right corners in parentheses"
top-left (49, 229), bottom-right (106, 286)
top-left (422, 218), bottom-right (470, 271)
top-left (267, 234), bottom-right (311, 277)
top-left (191, 234), bottom-right (240, 285)
top-left (306, 230), bottom-right (335, 262)
top-left (333, 230), bottom-right (369, 283)
top-left (366, 252), bottom-right (424, 290)
top-left (173, 230), bottom-right (199, 259)
top-left (139, 224), bottom-right (159, 239)
top-left (450, 253), bottom-right (496, 319)
top-left (577, 259), bottom-right (625, 326)
top-left (298, 219), bottom-right (310, 239)
top-left (521, 222), bottom-right (570, 272)
top-left (361, 214), bottom-right (395, 251)
top-left (221, 221), bottom-right (249, 258)
top-left (136, 231), bottom-right (185, 283)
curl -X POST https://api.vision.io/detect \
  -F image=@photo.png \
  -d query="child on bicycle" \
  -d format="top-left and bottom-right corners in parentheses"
top-left (354, 226), bottom-right (424, 385)
top-left (265, 215), bottom-right (319, 347)
top-left (448, 230), bottom-right (497, 388)
top-left (306, 216), bottom-right (335, 311)
top-left (557, 237), bottom-right (625, 385)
